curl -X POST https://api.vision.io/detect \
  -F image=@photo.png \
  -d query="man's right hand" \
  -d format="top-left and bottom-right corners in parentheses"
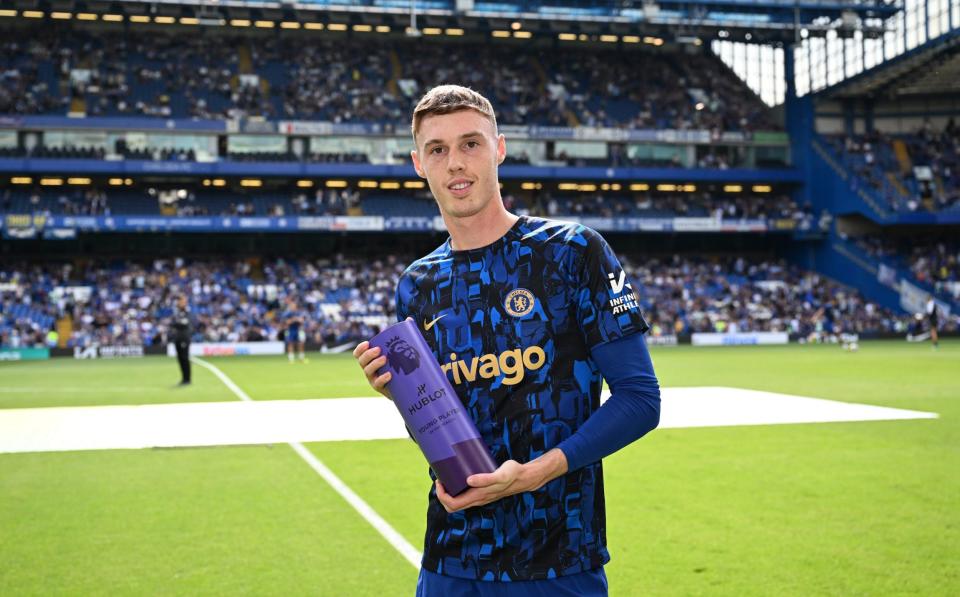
top-left (353, 340), bottom-right (393, 400)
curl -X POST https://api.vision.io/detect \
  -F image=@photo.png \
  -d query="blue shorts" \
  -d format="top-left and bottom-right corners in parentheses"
top-left (415, 567), bottom-right (608, 597)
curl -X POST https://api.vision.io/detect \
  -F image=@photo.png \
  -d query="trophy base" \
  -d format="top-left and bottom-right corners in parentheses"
top-left (431, 438), bottom-right (498, 497)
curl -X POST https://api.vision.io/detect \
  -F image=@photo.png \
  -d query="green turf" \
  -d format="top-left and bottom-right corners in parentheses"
top-left (1, 340), bottom-right (957, 595)
top-left (0, 446), bottom-right (418, 596)
top-left (0, 358), bottom-right (237, 409)
top-left (207, 354), bottom-right (370, 401)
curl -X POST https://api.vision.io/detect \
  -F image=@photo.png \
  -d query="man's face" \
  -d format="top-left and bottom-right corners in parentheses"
top-left (411, 109), bottom-right (506, 219)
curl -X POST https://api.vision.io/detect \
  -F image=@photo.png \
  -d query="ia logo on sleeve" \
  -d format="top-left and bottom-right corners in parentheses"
top-left (608, 270), bottom-right (632, 294)
top-left (607, 270), bottom-right (639, 314)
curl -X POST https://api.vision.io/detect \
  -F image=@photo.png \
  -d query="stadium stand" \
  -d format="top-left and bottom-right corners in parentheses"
top-left (824, 121), bottom-right (960, 213)
top-left (0, 185), bottom-right (813, 223)
top-left (856, 236), bottom-right (960, 299)
top-left (0, 3), bottom-right (956, 355)
top-left (0, 24), bottom-right (773, 131)
top-left (1, 254), bottom-right (933, 350)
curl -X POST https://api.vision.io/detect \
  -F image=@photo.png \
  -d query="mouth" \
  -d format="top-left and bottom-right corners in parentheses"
top-left (447, 179), bottom-right (474, 197)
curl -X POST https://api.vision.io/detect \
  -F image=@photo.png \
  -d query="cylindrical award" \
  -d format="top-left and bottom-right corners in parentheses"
top-left (369, 319), bottom-right (497, 496)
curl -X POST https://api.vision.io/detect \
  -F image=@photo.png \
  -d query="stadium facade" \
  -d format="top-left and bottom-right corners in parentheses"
top-left (0, 0), bottom-right (957, 353)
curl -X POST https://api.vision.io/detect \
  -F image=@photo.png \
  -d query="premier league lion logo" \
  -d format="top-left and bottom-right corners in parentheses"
top-left (385, 336), bottom-right (420, 375)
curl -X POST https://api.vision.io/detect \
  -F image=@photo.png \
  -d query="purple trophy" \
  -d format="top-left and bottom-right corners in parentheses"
top-left (369, 319), bottom-right (497, 496)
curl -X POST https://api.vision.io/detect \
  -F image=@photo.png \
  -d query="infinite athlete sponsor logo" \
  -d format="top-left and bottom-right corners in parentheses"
top-left (441, 345), bottom-right (546, 386)
top-left (385, 335), bottom-right (421, 375)
top-left (504, 288), bottom-right (535, 317)
top-left (74, 345), bottom-right (145, 359)
top-left (607, 270), bottom-right (640, 315)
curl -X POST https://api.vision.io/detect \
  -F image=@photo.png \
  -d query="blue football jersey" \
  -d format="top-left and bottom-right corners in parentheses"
top-left (396, 215), bottom-right (648, 581)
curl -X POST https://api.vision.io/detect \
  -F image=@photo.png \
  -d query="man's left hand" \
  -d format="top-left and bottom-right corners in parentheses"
top-left (434, 448), bottom-right (568, 513)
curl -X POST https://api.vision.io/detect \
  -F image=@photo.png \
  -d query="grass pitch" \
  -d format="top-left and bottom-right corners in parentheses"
top-left (1, 340), bottom-right (957, 595)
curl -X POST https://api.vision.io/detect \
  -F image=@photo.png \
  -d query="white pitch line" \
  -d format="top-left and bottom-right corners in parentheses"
top-left (289, 442), bottom-right (422, 568)
top-left (191, 357), bottom-right (252, 402)
top-left (191, 357), bottom-right (421, 569)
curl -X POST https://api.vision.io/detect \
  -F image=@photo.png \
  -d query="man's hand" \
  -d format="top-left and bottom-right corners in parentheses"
top-left (352, 340), bottom-right (393, 400)
top-left (435, 448), bottom-right (569, 513)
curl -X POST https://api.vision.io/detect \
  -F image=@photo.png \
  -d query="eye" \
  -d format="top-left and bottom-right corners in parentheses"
top-left (430, 146), bottom-right (445, 155)
top-left (465, 141), bottom-right (480, 149)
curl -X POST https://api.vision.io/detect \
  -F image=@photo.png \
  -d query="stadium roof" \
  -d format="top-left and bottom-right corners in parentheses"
top-left (4, 0), bottom-right (901, 44)
top-left (820, 28), bottom-right (960, 99)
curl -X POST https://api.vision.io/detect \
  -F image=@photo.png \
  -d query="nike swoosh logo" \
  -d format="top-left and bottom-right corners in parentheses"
top-left (423, 314), bottom-right (446, 331)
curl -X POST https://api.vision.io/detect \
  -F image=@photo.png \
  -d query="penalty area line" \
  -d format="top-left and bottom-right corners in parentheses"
top-left (191, 356), bottom-right (421, 569)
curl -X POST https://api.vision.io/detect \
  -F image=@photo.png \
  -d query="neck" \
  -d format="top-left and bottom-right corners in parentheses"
top-left (444, 199), bottom-right (519, 251)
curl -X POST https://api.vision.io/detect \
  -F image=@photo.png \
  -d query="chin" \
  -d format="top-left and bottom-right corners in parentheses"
top-left (442, 198), bottom-right (487, 219)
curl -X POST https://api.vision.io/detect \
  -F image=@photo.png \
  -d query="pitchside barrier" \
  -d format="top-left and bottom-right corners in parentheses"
top-left (0, 347), bottom-right (51, 361)
top-left (23, 331), bottom-right (956, 362)
top-left (692, 332), bottom-right (790, 346)
top-left (165, 341), bottom-right (286, 357)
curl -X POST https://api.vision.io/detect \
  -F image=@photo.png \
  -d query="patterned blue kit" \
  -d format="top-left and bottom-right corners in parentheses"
top-left (397, 216), bottom-right (648, 581)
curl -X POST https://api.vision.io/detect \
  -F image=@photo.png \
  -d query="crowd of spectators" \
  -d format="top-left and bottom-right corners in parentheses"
top-left (3, 253), bottom-right (947, 350)
top-left (530, 192), bottom-right (819, 224)
top-left (624, 255), bottom-right (932, 339)
top-left (904, 120), bottom-right (960, 210)
top-left (539, 49), bottom-right (776, 131)
top-left (857, 236), bottom-right (959, 300)
top-left (275, 38), bottom-right (400, 123)
top-left (826, 121), bottom-right (960, 213)
top-left (0, 257), bottom-right (402, 349)
top-left (0, 24), bottom-right (776, 132)
top-left (0, 186), bottom-right (366, 218)
top-left (0, 37), bottom-right (67, 115)
top-left (3, 185), bottom-right (824, 225)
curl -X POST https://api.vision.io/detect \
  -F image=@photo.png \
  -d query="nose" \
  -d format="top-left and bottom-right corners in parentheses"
top-left (446, 147), bottom-right (465, 173)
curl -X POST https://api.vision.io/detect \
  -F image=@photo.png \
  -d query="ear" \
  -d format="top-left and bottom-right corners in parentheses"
top-left (496, 134), bottom-right (506, 166)
top-left (411, 150), bottom-right (426, 178)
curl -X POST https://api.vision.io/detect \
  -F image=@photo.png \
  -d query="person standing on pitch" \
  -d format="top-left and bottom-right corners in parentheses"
top-left (926, 296), bottom-right (940, 349)
top-left (353, 85), bottom-right (661, 596)
top-left (284, 300), bottom-right (308, 363)
top-left (172, 294), bottom-right (192, 385)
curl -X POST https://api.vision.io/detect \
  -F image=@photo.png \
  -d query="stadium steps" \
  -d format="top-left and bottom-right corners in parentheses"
top-left (387, 48), bottom-right (401, 96)
top-left (885, 172), bottom-right (910, 200)
top-left (531, 55), bottom-right (549, 93)
top-left (69, 97), bottom-right (86, 115)
top-left (56, 316), bottom-right (72, 348)
top-left (934, 174), bottom-right (946, 199)
top-left (238, 46), bottom-right (254, 74)
top-left (893, 139), bottom-right (912, 174)
top-left (531, 55), bottom-right (579, 126)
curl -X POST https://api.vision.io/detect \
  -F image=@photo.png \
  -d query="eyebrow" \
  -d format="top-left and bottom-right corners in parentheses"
top-left (423, 131), bottom-right (484, 149)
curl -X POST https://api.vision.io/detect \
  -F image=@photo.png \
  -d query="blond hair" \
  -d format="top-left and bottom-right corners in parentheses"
top-left (411, 85), bottom-right (498, 142)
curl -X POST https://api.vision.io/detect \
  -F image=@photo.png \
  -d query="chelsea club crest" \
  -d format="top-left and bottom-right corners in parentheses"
top-left (505, 288), bottom-right (535, 317)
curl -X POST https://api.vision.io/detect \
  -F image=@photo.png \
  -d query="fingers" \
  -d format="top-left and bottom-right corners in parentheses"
top-left (362, 353), bottom-right (387, 379)
top-left (466, 472), bottom-right (497, 488)
top-left (354, 341), bottom-right (392, 398)
top-left (357, 344), bottom-right (382, 368)
top-left (357, 344), bottom-right (388, 381)
top-left (436, 481), bottom-right (490, 513)
top-left (372, 371), bottom-right (392, 396)
top-left (352, 341), bottom-right (368, 358)
top-left (436, 481), bottom-right (462, 513)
